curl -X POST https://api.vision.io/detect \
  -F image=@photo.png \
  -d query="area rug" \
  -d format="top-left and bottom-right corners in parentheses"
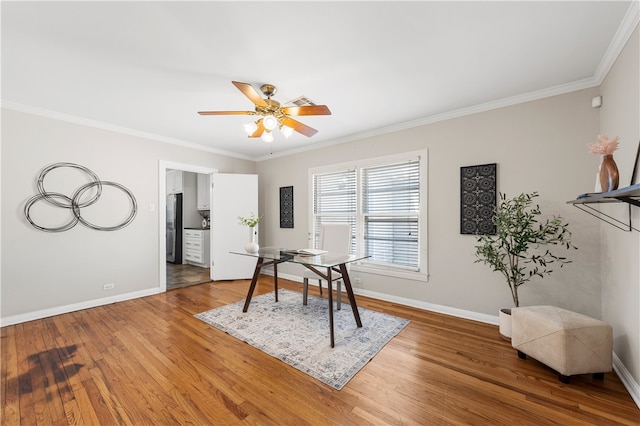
top-left (195, 289), bottom-right (409, 390)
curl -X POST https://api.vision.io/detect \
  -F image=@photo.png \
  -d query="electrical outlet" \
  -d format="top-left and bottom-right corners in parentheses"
top-left (103, 283), bottom-right (115, 290)
top-left (353, 277), bottom-right (362, 285)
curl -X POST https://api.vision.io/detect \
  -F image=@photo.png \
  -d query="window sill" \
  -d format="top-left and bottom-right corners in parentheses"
top-left (350, 263), bottom-right (428, 282)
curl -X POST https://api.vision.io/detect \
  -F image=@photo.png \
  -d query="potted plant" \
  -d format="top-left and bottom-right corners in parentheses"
top-left (238, 213), bottom-right (262, 254)
top-left (474, 192), bottom-right (577, 339)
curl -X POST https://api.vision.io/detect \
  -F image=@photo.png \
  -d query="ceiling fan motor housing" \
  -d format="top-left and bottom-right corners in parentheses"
top-left (260, 84), bottom-right (277, 98)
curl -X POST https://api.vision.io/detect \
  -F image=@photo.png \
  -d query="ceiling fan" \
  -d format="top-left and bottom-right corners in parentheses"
top-left (198, 81), bottom-right (331, 141)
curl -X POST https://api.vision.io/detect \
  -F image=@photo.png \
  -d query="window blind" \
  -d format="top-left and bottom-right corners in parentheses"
top-left (311, 155), bottom-right (423, 272)
top-left (312, 170), bottom-right (356, 249)
top-left (362, 161), bottom-right (420, 268)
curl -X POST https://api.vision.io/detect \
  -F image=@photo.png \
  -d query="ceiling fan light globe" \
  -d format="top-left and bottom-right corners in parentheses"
top-left (262, 131), bottom-right (274, 143)
top-left (262, 115), bottom-right (278, 131)
top-left (281, 125), bottom-right (293, 139)
top-left (243, 122), bottom-right (258, 135)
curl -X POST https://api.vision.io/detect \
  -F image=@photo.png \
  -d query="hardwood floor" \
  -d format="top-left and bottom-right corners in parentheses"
top-left (166, 262), bottom-right (211, 290)
top-left (2, 276), bottom-right (639, 425)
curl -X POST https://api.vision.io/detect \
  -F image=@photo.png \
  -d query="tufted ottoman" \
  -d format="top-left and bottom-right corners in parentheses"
top-left (511, 305), bottom-right (612, 383)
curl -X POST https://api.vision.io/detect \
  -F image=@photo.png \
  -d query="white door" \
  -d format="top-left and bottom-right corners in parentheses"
top-left (210, 173), bottom-right (259, 280)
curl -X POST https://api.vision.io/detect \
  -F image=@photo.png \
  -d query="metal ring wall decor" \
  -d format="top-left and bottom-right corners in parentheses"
top-left (24, 162), bottom-right (137, 232)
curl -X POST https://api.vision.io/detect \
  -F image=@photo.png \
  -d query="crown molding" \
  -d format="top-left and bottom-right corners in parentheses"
top-left (594, 0), bottom-right (640, 84)
top-left (257, 4), bottom-right (640, 162)
top-left (256, 76), bottom-right (601, 161)
top-left (0, 101), bottom-right (255, 161)
top-left (5, 3), bottom-right (637, 164)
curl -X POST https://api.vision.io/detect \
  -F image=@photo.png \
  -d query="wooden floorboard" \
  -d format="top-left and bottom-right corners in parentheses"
top-left (2, 276), bottom-right (639, 425)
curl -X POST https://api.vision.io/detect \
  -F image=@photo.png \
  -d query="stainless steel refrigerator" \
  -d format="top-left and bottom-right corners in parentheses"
top-left (166, 193), bottom-right (183, 264)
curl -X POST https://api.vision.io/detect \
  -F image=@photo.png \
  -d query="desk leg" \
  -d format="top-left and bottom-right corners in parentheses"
top-left (242, 257), bottom-right (264, 313)
top-left (274, 260), bottom-right (278, 302)
top-left (340, 263), bottom-right (362, 327)
top-left (327, 267), bottom-right (334, 348)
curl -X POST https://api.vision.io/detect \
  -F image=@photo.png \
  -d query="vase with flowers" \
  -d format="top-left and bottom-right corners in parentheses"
top-left (589, 135), bottom-right (620, 193)
top-left (238, 213), bottom-right (262, 254)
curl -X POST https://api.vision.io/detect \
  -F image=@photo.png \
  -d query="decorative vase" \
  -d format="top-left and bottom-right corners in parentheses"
top-left (245, 227), bottom-right (259, 254)
top-left (599, 155), bottom-right (619, 193)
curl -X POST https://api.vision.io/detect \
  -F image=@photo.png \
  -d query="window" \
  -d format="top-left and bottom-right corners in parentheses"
top-left (311, 169), bottom-right (356, 249)
top-left (310, 151), bottom-right (427, 279)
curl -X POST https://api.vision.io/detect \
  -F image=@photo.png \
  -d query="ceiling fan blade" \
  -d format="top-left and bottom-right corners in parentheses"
top-left (232, 81), bottom-right (268, 107)
top-left (249, 121), bottom-right (265, 138)
top-left (198, 111), bottom-right (254, 115)
top-left (281, 105), bottom-right (331, 116)
top-left (282, 117), bottom-right (318, 137)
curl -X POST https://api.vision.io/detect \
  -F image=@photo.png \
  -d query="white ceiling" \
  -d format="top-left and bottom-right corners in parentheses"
top-left (1, 1), bottom-right (636, 160)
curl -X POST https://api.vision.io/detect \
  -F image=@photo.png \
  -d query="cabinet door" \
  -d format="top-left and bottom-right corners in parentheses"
top-left (196, 173), bottom-right (210, 210)
top-left (166, 170), bottom-right (183, 195)
top-left (210, 174), bottom-right (258, 280)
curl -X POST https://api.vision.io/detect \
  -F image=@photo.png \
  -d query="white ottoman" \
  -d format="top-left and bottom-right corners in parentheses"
top-left (511, 306), bottom-right (612, 383)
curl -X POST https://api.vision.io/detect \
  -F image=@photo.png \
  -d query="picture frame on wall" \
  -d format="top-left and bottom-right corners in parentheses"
top-left (460, 163), bottom-right (497, 235)
top-left (280, 186), bottom-right (294, 228)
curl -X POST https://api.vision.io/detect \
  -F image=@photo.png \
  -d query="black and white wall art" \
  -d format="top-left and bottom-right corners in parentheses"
top-left (280, 186), bottom-right (294, 228)
top-left (460, 163), bottom-right (497, 235)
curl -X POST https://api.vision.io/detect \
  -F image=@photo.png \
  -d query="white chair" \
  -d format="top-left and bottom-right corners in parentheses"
top-left (302, 224), bottom-right (351, 310)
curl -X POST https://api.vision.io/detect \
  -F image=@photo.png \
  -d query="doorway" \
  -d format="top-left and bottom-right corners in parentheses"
top-left (158, 161), bottom-right (218, 292)
top-left (166, 263), bottom-right (211, 290)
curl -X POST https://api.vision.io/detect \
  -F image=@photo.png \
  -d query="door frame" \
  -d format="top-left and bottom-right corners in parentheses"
top-left (158, 160), bottom-right (218, 292)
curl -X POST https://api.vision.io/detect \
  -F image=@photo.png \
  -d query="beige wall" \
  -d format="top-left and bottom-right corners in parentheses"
top-left (256, 25), bottom-right (640, 397)
top-left (1, 25), bottom-right (637, 402)
top-left (1, 109), bottom-right (256, 321)
top-left (257, 88), bottom-right (602, 318)
top-left (599, 25), bottom-right (640, 389)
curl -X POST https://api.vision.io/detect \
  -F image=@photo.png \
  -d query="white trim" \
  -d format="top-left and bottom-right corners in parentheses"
top-left (255, 7), bottom-right (640, 164)
top-left (308, 151), bottom-right (424, 175)
top-left (350, 287), bottom-right (498, 326)
top-left (256, 79), bottom-right (602, 162)
top-left (7, 265), bottom-right (637, 410)
top-left (158, 161), bottom-right (218, 293)
top-left (263, 270), bottom-right (497, 326)
top-left (255, 4), bottom-right (639, 164)
top-left (308, 150), bottom-right (429, 278)
top-left (594, 1), bottom-right (640, 84)
top-left (2, 2), bottom-right (637, 167)
top-left (0, 288), bottom-right (160, 327)
top-left (266, 269), bottom-right (640, 409)
top-left (1, 101), bottom-right (255, 161)
top-left (613, 352), bottom-right (640, 409)
top-left (350, 263), bottom-right (429, 282)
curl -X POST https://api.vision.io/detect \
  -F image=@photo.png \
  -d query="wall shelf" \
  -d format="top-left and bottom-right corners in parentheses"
top-left (568, 183), bottom-right (640, 232)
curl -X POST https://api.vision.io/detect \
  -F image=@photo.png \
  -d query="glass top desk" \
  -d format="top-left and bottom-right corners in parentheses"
top-left (231, 247), bottom-right (369, 347)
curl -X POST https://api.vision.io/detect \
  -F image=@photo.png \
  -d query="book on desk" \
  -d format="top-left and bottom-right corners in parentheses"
top-left (281, 248), bottom-right (328, 256)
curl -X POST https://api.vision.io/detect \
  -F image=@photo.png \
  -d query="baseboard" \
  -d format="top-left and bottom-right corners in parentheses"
top-left (0, 287), bottom-right (161, 327)
top-left (268, 270), bottom-right (498, 326)
top-left (613, 352), bottom-right (640, 409)
top-left (5, 273), bottom-right (639, 410)
top-left (273, 270), bottom-right (640, 409)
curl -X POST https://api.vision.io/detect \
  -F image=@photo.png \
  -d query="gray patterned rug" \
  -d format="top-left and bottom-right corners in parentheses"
top-left (195, 288), bottom-right (409, 390)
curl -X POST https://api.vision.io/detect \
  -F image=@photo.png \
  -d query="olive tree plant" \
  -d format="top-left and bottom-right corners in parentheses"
top-left (474, 192), bottom-right (577, 308)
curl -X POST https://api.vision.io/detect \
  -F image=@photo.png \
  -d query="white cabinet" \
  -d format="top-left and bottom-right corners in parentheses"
top-left (184, 229), bottom-right (210, 268)
top-left (196, 173), bottom-right (210, 210)
top-left (166, 170), bottom-right (183, 195)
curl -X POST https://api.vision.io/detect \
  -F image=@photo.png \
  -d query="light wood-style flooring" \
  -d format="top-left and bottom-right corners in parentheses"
top-left (2, 276), bottom-right (639, 425)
